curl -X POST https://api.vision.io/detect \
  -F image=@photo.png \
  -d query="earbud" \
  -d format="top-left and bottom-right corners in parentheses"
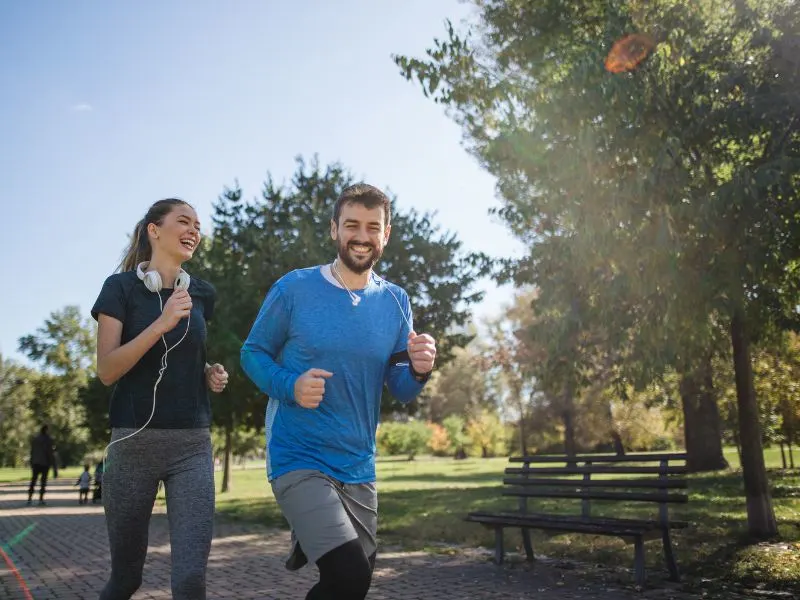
top-left (332, 260), bottom-right (363, 307)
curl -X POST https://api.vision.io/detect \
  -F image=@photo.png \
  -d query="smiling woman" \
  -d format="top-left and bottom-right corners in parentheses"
top-left (119, 199), bottom-right (201, 273)
top-left (88, 197), bottom-right (229, 600)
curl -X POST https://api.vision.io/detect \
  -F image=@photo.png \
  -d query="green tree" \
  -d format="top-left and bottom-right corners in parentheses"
top-left (376, 420), bottom-right (432, 460)
top-left (422, 344), bottom-right (497, 424)
top-left (395, 0), bottom-right (800, 538)
top-left (78, 376), bottom-right (111, 448)
top-left (442, 414), bottom-right (468, 459)
top-left (28, 373), bottom-right (90, 466)
top-left (481, 290), bottom-right (536, 456)
top-left (0, 355), bottom-right (36, 467)
top-left (18, 305), bottom-right (96, 379)
top-left (18, 306), bottom-right (96, 465)
top-left (465, 409), bottom-right (508, 457)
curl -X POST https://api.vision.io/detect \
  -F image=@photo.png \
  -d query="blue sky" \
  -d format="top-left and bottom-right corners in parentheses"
top-left (0, 1), bottom-right (524, 365)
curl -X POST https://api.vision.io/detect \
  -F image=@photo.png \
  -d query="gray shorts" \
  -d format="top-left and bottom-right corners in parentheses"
top-left (270, 469), bottom-right (378, 570)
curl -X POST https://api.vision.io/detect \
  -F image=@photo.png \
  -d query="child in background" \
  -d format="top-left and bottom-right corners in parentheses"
top-left (76, 464), bottom-right (91, 505)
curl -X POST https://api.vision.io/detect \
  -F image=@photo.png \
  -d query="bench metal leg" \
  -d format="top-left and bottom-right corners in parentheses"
top-left (662, 529), bottom-right (680, 581)
top-left (494, 527), bottom-right (504, 564)
top-left (521, 528), bottom-right (534, 561)
top-left (633, 535), bottom-right (645, 587)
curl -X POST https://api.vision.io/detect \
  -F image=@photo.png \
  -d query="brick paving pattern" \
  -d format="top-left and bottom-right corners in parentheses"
top-left (1, 478), bottom-right (711, 599)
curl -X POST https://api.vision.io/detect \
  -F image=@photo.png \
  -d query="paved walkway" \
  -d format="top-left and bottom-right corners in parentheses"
top-left (1, 478), bottom-right (705, 599)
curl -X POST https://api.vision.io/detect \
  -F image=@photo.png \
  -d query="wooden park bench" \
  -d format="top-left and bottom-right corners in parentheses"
top-left (465, 452), bottom-right (689, 586)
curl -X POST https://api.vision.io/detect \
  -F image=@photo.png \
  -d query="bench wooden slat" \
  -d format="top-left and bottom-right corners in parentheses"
top-left (502, 476), bottom-right (688, 489)
top-left (505, 465), bottom-right (689, 475)
top-left (502, 487), bottom-right (689, 503)
top-left (471, 520), bottom-right (648, 537)
top-left (509, 453), bottom-right (687, 464)
top-left (466, 512), bottom-right (659, 537)
top-left (466, 510), bottom-right (689, 530)
top-left (467, 516), bottom-right (649, 537)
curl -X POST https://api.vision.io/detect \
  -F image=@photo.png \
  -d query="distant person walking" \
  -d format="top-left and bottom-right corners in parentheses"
top-left (28, 424), bottom-right (57, 506)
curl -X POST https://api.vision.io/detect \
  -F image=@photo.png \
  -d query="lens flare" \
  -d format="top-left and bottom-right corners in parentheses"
top-left (2, 523), bottom-right (37, 551)
top-left (605, 33), bottom-right (656, 73)
top-left (0, 545), bottom-right (34, 600)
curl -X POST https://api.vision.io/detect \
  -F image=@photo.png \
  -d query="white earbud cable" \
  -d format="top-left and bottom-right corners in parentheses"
top-left (331, 259), bottom-right (414, 331)
top-left (102, 292), bottom-right (190, 469)
top-left (373, 271), bottom-right (414, 332)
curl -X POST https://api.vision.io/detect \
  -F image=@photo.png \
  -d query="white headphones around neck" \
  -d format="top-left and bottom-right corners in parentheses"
top-left (136, 261), bottom-right (191, 293)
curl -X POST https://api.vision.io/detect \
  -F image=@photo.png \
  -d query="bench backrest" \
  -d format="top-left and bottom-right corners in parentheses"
top-left (503, 452), bottom-right (688, 524)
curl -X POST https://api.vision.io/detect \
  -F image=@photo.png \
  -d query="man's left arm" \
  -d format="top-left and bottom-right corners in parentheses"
top-left (386, 332), bottom-right (436, 403)
top-left (383, 287), bottom-right (436, 402)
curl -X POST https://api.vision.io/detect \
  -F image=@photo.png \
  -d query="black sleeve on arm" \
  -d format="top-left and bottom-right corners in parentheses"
top-left (388, 350), bottom-right (431, 384)
top-left (91, 275), bottom-right (127, 323)
top-left (388, 350), bottom-right (410, 367)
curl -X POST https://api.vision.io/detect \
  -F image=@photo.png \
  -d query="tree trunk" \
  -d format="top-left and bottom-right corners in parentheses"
top-left (518, 415), bottom-right (528, 457)
top-left (779, 442), bottom-right (787, 469)
top-left (679, 355), bottom-right (728, 472)
top-left (610, 431), bottom-right (625, 455)
top-left (563, 392), bottom-right (577, 458)
top-left (789, 443), bottom-right (795, 469)
top-left (606, 401), bottom-right (625, 455)
top-left (731, 309), bottom-right (777, 538)
top-left (513, 387), bottom-right (530, 456)
top-left (221, 415), bottom-right (233, 494)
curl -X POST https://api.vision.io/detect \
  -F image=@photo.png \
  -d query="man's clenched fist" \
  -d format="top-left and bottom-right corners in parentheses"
top-left (294, 368), bottom-right (333, 408)
top-left (408, 331), bottom-right (436, 375)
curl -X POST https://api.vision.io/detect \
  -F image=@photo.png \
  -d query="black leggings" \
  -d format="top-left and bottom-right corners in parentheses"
top-left (99, 428), bottom-right (214, 600)
top-left (305, 539), bottom-right (376, 600)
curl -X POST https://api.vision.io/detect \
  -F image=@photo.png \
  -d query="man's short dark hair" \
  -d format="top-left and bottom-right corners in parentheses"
top-left (332, 183), bottom-right (391, 227)
top-left (40, 425), bottom-right (48, 435)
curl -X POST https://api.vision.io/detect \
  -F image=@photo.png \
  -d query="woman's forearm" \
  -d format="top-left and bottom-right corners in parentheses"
top-left (98, 321), bottom-right (167, 385)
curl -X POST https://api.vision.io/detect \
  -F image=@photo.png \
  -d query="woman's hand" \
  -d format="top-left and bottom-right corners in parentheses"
top-left (155, 290), bottom-right (192, 334)
top-left (205, 363), bottom-right (229, 393)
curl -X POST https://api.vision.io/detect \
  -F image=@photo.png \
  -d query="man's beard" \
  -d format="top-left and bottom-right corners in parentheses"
top-left (337, 240), bottom-right (382, 274)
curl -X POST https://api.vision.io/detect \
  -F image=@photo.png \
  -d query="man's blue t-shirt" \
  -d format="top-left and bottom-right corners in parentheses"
top-left (240, 265), bottom-right (426, 484)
